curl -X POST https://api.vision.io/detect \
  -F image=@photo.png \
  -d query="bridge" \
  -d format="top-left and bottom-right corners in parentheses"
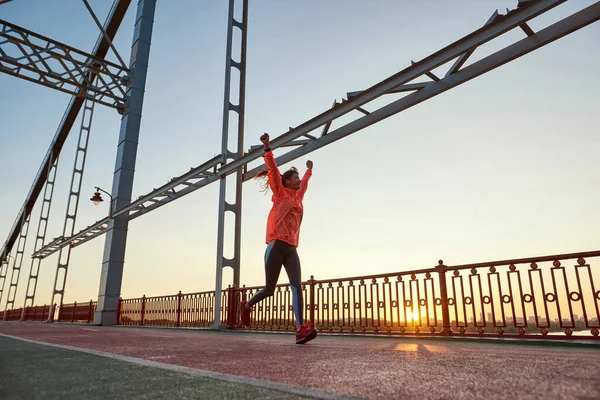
top-left (0, 1), bottom-right (599, 398)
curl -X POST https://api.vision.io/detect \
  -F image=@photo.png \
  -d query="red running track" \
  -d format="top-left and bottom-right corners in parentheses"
top-left (1, 322), bottom-right (599, 399)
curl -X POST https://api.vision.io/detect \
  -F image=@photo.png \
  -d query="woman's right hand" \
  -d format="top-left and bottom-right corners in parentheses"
top-left (260, 133), bottom-right (270, 148)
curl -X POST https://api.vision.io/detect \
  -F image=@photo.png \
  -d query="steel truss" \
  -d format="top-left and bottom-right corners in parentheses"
top-left (47, 94), bottom-right (96, 319)
top-left (0, 19), bottom-right (128, 109)
top-left (0, 0), bottom-right (132, 263)
top-left (28, 0), bottom-right (600, 262)
top-left (213, 0), bottom-right (249, 327)
top-left (2, 213), bottom-right (30, 315)
top-left (93, 0), bottom-right (157, 325)
top-left (21, 156), bottom-right (60, 315)
top-left (0, 259), bottom-right (7, 305)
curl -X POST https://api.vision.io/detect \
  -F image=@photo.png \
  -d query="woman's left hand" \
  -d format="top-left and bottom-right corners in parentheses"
top-left (306, 160), bottom-right (313, 169)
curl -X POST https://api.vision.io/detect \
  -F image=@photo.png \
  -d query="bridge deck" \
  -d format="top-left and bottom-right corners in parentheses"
top-left (0, 322), bottom-right (599, 399)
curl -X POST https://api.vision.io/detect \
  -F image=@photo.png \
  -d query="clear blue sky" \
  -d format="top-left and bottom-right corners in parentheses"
top-left (0, 0), bottom-right (598, 307)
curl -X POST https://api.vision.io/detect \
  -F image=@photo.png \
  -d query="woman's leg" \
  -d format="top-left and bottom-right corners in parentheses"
top-left (247, 240), bottom-right (285, 307)
top-left (282, 246), bottom-right (304, 327)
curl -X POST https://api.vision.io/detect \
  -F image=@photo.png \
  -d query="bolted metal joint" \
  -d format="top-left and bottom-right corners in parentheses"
top-left (116, 102), bottom-right (128, 115)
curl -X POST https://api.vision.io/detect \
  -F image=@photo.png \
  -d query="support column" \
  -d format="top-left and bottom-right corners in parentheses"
top-left (22, 155), bottom-right (59, 318)
top-left (2, 213), bottom-right (31, 316)
top-left (213, 0), bottom-right (248, 328)
top-left (0, 257), bottom-right (12, 306)
top-left (94, 0), bottom-right (156, 326)
top-left (47, 96), bottom-right (96, 321)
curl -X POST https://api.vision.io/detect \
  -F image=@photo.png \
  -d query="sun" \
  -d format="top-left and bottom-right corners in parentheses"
top-left (408, 311), bottom-right (420, 321)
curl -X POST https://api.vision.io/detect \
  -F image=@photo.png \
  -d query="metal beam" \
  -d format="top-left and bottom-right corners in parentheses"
top-left (81, 0), bottom-right (128, 70)
top-left (243, 1), bottom-right (600, 180)
top-left (213, 0), bottom-right (249, 328)
top-left (48, 93), bottom-right (97, 316)
top-left (0, 19), bottom-right (129, 108)
top-left (412, 60), bottom-right (440, 81)
top-left (446, 10), bottom-right (500, 77)
top-left (0, 0), bottom-right (131, 262)
top-left (21, 156), bottom-right (59, 313)
top-left (519, 22), bottom-right (536, 36)
top-left (217, 0), bottom-right (566, 177)
top-left (33, 156), bottom-right (222, 259)
top-left (347, 82), bottom-right (430, 98)
top-left (94, 0), bottom-right (158, 326)
top-left (31, 0), bottom-right (593, 260)
top-left (2, 213), bottom-right (30, 313)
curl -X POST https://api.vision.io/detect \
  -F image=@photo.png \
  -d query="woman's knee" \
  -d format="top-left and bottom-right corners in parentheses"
top-left (262, 286), bottom-right (276, 297)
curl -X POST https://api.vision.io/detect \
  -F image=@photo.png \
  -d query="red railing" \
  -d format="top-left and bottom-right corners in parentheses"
top-left (227, 250), bottom-right (600, 339)
top-left (2, 307), bottom-right (24, 321)
top-left (21, 304), bottom-right (56, 322)
top-left (442, 251), bottom-right (600, 338)
top-left (119, 290), bottom-right (226, 327)
top-left (7, 250), bottom-right (593, 340)
top-left (57, 300), bottom-right (97, 323)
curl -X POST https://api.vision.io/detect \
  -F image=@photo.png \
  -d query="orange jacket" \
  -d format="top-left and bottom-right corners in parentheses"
top-left (264, 150), bottom-right (312, 247)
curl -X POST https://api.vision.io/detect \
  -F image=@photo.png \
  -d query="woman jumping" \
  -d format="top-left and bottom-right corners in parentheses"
top-left (240, 133), bottom-right (317, 345)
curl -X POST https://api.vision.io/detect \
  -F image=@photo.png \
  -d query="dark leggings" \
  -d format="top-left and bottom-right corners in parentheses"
top-left (247, 239), bottom-right (304, 325)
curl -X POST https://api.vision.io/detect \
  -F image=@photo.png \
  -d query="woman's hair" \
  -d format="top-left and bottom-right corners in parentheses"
top-left (255, 167), bottom-right (298, 192)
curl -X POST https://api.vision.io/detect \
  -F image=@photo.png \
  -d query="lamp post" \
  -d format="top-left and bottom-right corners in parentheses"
top-left (90, 187), bottom-right (114, 218)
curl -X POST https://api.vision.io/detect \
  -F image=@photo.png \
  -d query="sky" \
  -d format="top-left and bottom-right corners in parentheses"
top-left (0, 0), bottom-right (598, 310)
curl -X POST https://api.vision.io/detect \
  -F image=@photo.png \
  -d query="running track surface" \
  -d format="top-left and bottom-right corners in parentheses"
top-left (1, 322), bottom-right (599, 400)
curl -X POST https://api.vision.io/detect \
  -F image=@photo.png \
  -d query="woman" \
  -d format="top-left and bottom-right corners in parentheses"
top-left (240, 133), bottom-right (317, 344)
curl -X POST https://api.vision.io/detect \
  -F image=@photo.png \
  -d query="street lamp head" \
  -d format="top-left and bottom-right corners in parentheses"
top-left (90, 190), bottom-right (104, 205)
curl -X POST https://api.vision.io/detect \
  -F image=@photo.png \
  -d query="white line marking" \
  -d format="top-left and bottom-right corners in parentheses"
top-left (0, 333), bottom-right (365, 400)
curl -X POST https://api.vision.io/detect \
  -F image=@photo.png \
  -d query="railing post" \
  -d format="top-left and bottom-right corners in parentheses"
top-left (87, 299), bottom-right (93, 323)
top-left (309, 275), bottom-right (316, 323)
top-left (140, 295), bottom-right (146, 326)
top-left (117, 297), bottom-right (122, 325)
top-left (436, 260), bottom-right (453, 335)
top-left (51, 303), bottom-right (56, 322)
top-left (20, 305), bottom-right (27, 322)
top-left (176, 291), bottom-right (182, 327)
top-left (225, 285), bottom-right (235, 328)
top-left (71, 301), bottom-right (77, 323)
top-left (225, 286), bottom-right (231, 327)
